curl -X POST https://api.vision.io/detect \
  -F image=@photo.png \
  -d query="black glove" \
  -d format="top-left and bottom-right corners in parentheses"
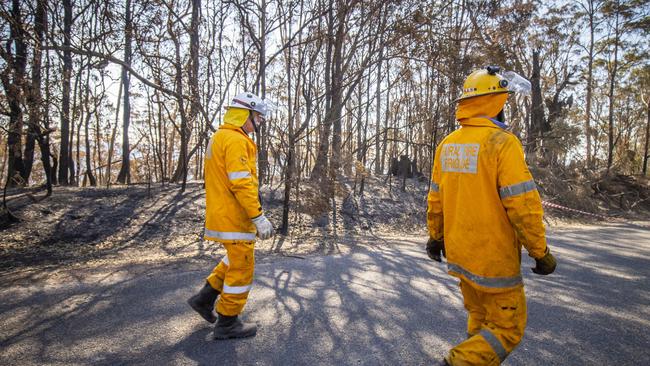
top-left (426, 238), bottom-right (445, 262)
top-left (531, 247), bottom-right (557, 275)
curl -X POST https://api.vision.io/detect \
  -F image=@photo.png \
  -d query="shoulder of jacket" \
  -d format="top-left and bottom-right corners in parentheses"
top-left (439, 131), bottom-right (459, 144)
top-left (502, 130), bottom-right (524, 146)
top-left (220, 128), bottom-right (249, 143)
top-left (486, 128), bottom-right (520, 146)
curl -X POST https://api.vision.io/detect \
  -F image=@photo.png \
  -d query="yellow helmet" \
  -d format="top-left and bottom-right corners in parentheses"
top-left (457, 66), bottom-right (510, 101)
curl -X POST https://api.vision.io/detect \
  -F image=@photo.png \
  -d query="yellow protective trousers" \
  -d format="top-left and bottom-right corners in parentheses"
top-left (205, 241), bottom-right (255, 316)
top-left (447, 280), bottom-right (527, 366)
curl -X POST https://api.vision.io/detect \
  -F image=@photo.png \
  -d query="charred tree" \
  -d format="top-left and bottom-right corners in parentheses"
top-left (1, 0), bottom-right (28, 187)
top-left (58, 0), bottom-right (73, 185)
top-left (116, 0), bottom-right (133, 184)
top-left (527, 49), bottom-right (546, 162)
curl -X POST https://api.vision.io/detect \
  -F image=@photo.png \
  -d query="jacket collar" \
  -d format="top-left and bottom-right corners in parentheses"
top-left (459, 117), bottom-right (507, 130)
top-left (220, 123), bottom-right (256, 144)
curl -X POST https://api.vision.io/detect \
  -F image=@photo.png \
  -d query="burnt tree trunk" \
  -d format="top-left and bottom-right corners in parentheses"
top-left (528, 49), bottom-right (545, 163)
top-left (83, 73), bottom-right (96, 186)
top-left (374, 44), bottom-right (383, 175)
top-left (606, 7), bottom-right (621, 172)
top-left (58, 0), bottom-right (73, 185)
top-left (28, 0), bottom-right (52, 194)
top-left (584, 0), bottom-right (596, 169)
top-left (642, 97), bottom-right (649, 176)
top-left (116, 0), bottom-right (133, 184)
top-left (2, 0), bottom-right (28, 187)
top-left (310, 0), bottom-right (334, 182)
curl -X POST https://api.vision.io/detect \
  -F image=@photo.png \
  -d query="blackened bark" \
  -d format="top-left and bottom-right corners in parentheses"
top-left (58, 0), bottom-right (73, 185)
top-left (84, 76), bottom-right (96, 186)
top-left (311, 0), bottom-right (335, 182)
top-left (117, 0), bottom-right (132, 184)
top-left (643, 98), bottom-right (650, 175)
top-left (528, 49), bottom-right (545, 161)
top-left (606, 8), bottom-right (620, 172)
top-left (3, 0), bottom-right (28, 187)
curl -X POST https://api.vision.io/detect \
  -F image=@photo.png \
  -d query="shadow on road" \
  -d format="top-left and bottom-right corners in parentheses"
top-left (1, 223), bottom-right (649, 365)
top-left (511, 223), bottom-right (650, 365)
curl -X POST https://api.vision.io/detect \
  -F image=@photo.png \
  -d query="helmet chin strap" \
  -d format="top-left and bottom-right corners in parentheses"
top-left (252, 119), bottom-right (260, 134)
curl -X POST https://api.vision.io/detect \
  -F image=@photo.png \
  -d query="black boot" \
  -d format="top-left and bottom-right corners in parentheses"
top-left (187, 282), bottom-right (219, 323)
top-left (213, 313), bottom-right (257, 340)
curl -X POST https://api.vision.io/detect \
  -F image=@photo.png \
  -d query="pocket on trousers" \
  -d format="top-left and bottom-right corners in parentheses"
top-left (229, 241), bottom-right (255, 268)
top-left (492, 297), bottom-right (519, 329)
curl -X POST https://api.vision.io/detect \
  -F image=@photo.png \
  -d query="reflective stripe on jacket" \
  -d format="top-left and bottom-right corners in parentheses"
top-left (204, 123), bottom-right (262, 243)
top-left (427, 117), bottom-right (547, 293)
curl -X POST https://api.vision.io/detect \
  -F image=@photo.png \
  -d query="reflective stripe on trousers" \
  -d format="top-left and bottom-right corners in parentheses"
top-left (448, 262), bottom-right (523, 289)
top-left (222, 284), bottom-right (253, 294)
top-left (480, 328), bottom-right (509, 362)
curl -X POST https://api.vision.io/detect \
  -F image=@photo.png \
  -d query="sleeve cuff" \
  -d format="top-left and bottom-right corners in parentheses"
top-left (251, 214), bottom-right (266, 223)
top-left (531, 245), bottom-right (549, 259)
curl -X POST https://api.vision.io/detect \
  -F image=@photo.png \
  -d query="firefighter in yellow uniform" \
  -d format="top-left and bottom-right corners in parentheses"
top-left (427, 67), bottom-right (557, 365)
top-left (188, 92), bottom-right (274, 340)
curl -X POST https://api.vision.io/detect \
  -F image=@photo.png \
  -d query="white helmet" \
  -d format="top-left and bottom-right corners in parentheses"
top-left (226, 92), bottom-right (269, 118)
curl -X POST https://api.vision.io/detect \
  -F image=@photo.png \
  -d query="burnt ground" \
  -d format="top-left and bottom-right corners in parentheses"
top-left (1, 173), bottom-right (649, 275)
top-left (0, 176), bottom-right (431, 274)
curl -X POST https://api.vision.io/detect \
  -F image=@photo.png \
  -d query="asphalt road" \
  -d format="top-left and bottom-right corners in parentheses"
top-left (1, 223), bottom-right (649, 365)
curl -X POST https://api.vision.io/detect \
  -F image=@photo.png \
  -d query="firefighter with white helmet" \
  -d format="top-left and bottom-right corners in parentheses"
top-left (188, 92), bottom-right (274, 340)
top-left (427, 66), bottom-right (557, 365)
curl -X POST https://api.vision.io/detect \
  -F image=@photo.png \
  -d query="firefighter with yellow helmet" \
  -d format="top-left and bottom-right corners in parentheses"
top-left (188, 92), bottom-right (274, 340)
top-left (427, 66), bottom-right (557, 365)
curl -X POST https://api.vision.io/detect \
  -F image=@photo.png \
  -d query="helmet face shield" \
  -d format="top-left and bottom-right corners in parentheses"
top-left (261, 99), bottom-right (277, 117)
top-left (502, 71), bottom-right (532, 96)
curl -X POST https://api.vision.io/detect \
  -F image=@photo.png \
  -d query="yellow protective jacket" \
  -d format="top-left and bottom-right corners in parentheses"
top-left (427, 116), bottom-right (547, 293)
top-left (204, 123), bottom-right (263, 243)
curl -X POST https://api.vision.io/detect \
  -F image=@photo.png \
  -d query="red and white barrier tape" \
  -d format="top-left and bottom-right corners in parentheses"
top-left (541, 201), bottom-right (612, 220)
